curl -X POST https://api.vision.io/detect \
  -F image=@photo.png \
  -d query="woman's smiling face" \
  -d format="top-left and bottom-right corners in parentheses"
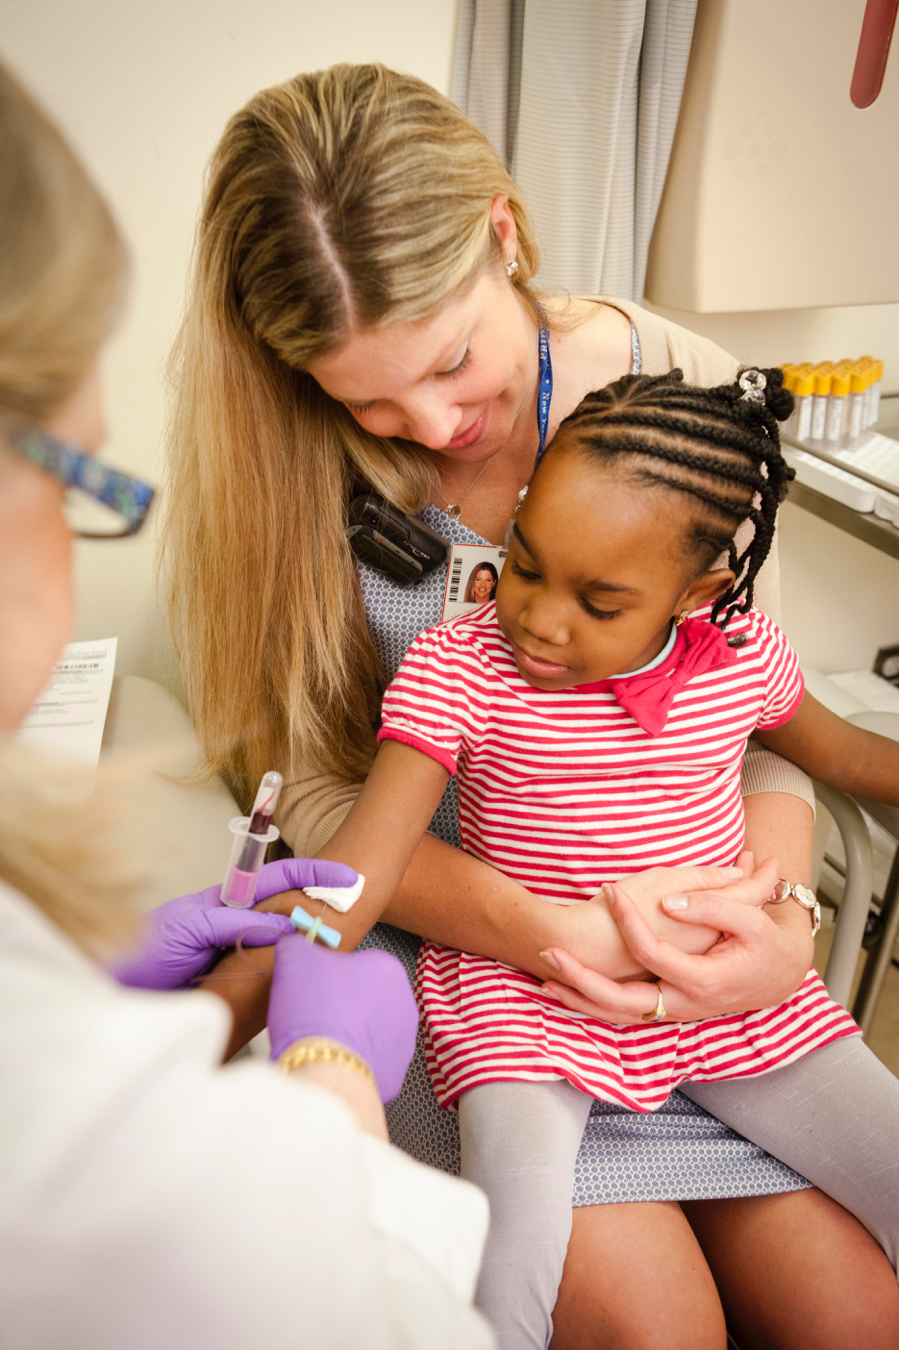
top-left (305, 266), bottom-right (536, 466)
top-left (472, 568), bottom-right (495, 601)
top-left (494, 446), bottom-right (731, 691)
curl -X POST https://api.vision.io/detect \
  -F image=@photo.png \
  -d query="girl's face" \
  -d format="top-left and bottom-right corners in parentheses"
top-left (494, 447), bottom-right (732, 691)
top-left (306, 265), bottom-right (535, 466)
top-left (472, 568), bottom-right (495, 601)
top-left (0, 366), bottom-right (105, 731)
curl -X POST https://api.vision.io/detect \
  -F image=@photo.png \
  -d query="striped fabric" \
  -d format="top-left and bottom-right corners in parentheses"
top-left (379, 602), bottom-right (859, 1111)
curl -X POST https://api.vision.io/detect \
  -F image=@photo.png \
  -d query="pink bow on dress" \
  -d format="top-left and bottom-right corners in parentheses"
top-left (610, 618), bottom-right (739, 736)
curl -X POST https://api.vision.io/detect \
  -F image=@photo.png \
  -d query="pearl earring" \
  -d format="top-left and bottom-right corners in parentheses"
top-left (505, 258), bottom-right (519, 280)
top-left (676, 610), bottom-right (690, 626)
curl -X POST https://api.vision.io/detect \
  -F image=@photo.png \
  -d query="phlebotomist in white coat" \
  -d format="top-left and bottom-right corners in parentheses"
top-left (0, 61), bottom-right (493, 1350)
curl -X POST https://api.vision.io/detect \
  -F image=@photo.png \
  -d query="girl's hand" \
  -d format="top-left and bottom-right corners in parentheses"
top-left (540, 861), bottom-right (812, 1025)
top-left (553, 855), bottom-right (773, 981)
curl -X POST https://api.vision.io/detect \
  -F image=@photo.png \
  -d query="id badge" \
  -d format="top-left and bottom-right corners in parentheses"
top-left (441, 542), bottom-right (506, 622)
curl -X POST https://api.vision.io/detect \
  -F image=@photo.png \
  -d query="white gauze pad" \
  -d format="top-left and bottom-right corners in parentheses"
top-left (302, 873), bottom-right (365, 914)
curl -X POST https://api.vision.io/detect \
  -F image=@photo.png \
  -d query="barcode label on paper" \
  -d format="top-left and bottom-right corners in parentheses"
top-left (441, 543), bottom-right (506, 623)
top-left (447, 555), bottom-right (465, 603)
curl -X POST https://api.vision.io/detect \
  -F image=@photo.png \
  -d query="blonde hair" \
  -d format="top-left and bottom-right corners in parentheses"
top-left (0, 61), bottom-right (125, 428)
top-left (163, 63), bottom-right (543, 803)
top-left (0, 60), bottom-right (131, 951)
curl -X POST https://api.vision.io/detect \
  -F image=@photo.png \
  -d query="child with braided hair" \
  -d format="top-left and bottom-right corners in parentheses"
top-left (322, 365), bottom-right (899, 1347)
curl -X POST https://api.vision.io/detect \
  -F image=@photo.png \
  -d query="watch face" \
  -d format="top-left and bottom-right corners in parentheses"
top-left (793, 883), bottom-right (817, 910)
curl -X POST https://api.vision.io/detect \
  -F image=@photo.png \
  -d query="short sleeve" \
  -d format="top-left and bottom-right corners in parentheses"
top-left (752, 611), bottom-right (805, 730)
top-left (378, 624), bottom-right (487, 776)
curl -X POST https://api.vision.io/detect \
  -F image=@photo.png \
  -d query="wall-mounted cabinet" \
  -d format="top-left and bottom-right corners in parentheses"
top-left (644, 0), bottom-right (899, 312)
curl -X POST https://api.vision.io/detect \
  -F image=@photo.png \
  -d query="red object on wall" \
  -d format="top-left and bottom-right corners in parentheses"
top-left (851, 0), bottom-right (899, 108)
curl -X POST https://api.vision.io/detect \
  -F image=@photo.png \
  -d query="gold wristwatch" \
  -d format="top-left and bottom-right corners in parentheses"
top-left (767, 879), bottom-right (821, 935)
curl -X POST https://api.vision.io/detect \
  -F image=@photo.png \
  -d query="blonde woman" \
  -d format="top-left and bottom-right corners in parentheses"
top-left (0, 60), bottom-right (495, 1349)
top-left (165, 65), bottom-right (899, 1347)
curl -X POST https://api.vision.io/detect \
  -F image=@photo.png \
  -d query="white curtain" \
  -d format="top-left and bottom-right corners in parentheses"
top-left (453, 0), bottom-right (697, 301)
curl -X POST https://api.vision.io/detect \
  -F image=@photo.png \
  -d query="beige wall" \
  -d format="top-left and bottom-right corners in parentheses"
top-left (1, 0), bottom-right (460, 690)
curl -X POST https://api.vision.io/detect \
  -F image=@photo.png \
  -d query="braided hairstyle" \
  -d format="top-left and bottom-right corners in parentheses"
top-left (549, 367), bottom-right (795, 626)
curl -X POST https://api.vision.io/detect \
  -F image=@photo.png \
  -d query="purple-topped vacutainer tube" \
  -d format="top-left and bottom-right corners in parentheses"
top-left (220, 771), bottom-right (282, 908)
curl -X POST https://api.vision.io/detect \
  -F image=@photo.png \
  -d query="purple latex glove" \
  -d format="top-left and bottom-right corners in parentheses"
top-left (269, 937), bottom-right (419, 1104)
top-left (111, 858), bottom-right (360, 992)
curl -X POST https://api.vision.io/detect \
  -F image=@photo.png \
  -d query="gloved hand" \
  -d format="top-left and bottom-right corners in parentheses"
top-left (110, 858), bottom-right (360, 992)
top-left (268, 937), bottom-right (419, 1104)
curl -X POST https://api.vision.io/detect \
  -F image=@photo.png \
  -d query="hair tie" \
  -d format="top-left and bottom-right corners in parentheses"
top-left (738, 369), bottom-right (767, 404)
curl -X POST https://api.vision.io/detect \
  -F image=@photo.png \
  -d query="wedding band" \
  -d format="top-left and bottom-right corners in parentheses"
top-left (641, 983), bottom-right (666, 1023)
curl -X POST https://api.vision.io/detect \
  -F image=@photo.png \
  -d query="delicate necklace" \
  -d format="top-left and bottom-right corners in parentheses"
top-left (437, 360), bottom-right (539, 522)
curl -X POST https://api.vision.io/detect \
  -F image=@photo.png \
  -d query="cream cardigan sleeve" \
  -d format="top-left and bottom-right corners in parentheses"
top-left (277, 753), bottom-right (362, 858)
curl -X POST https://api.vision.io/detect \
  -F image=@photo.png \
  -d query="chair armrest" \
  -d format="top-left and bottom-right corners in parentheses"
top-left (814, 781), bottom-right (874, 1008)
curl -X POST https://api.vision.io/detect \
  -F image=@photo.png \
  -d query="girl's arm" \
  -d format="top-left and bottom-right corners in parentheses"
top-left (201, 836), bottom-right (783, 1055)
top-left (311, 739), bottom-right (452, 932)
top-left (757, 692), bottom-right (899, 805)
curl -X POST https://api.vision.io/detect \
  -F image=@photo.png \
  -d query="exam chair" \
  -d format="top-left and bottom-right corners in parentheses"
top-left (804, 666), bottom-right (899, 1027)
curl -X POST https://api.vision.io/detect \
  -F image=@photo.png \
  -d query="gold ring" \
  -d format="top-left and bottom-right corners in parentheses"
top-left (641, 983), bottom-right (666, 1023)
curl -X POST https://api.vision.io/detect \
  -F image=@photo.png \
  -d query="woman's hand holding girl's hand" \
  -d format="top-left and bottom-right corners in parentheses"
top-left (268, 936), bottom-right (419, 1104)
top-left (110, 858), bottom-right (358, 992)
top-left (553, 857), bottom-right (766, 981)
top-left (539, 854), bottom-right (814, 1024)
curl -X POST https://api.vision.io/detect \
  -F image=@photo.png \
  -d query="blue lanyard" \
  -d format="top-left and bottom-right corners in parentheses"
top-left (535, 325), bottom-right (553, 463)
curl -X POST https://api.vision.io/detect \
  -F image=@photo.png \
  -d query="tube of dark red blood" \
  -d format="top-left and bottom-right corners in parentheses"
top-left (220, 771), bottom-right (283, 908)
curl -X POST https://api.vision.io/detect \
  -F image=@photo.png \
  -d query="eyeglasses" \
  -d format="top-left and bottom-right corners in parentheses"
top-left (10, 428), bottom-right (156, 539)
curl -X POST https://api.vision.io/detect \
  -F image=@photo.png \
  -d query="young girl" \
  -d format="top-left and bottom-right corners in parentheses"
top-left (319, 367), bottom-right (899, 1347)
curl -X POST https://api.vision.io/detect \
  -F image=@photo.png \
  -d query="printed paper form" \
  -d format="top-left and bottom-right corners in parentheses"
top-left (17, 638), bottom-right (117, 766)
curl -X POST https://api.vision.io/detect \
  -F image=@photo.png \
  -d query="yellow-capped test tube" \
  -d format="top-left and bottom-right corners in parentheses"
top-left (792, 370), bottom-right (815, 441)
top-left (826, 369), bottom-right (850, 442)
top-left (810, 367), bottom-right (833, 442)
top-left (869, 359), bottom-right (883, 428)
top-left (845, 366), bottom-right (868, 445)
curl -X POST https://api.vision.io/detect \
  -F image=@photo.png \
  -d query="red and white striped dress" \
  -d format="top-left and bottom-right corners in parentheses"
top-left (378, 603), bottom-right (859, 1113)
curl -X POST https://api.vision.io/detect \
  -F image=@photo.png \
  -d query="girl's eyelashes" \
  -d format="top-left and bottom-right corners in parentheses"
top-left (580, 597), bottom-right (622, 621)
top-left (346, 400), bottom-right (374, 414)
top-left (510, 560), bottom-right (540, 582)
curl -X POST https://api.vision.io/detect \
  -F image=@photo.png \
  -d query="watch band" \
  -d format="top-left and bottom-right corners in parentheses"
top-left (767, 879), bottom-right (822, 935)
top-left (277, 1038), bottom-right (376, 1086)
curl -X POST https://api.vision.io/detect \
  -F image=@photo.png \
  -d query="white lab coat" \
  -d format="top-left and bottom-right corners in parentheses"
top-left (0, 881), bottom-right (494, 1348)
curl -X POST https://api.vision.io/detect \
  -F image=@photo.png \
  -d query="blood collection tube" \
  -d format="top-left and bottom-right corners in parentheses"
top-left (810, 368), bottom-right (833, 443)
top-left (792, 370), bottom-right (815, 442)
top-left (869, 359), bottom-right (883, 428)
top-left (221, 770), bottom-right (283, 908)
top-left (844, 367), bottom-right (867, 445)
top-left (825, 369), bottom-right (850, 444)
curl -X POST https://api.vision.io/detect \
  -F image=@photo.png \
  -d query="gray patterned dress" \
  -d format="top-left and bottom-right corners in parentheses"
top-left (357, 326), bottom-right (811, 1203)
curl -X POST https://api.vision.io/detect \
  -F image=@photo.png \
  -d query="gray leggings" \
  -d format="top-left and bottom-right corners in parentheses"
top-left (459, 1037), bottom-right (899, 1350)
